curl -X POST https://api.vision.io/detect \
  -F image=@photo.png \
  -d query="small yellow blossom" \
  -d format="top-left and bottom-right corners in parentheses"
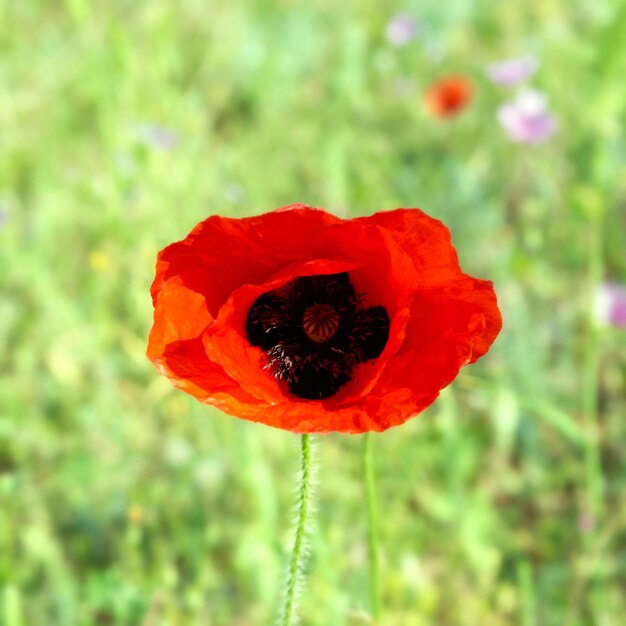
top-left (89, 250), bottom-right (111, 272)
top-left (127, 504), bottom-right (145, 525)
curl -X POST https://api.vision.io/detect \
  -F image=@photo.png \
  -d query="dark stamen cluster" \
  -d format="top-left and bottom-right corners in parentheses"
top-left (245, 272), bottom-right (390, 399)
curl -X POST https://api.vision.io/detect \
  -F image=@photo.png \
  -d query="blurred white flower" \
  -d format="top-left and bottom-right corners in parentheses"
top-left (497, 89), bottom-right (557, 144)
top-left (594, 283), bottom-right (626, 328)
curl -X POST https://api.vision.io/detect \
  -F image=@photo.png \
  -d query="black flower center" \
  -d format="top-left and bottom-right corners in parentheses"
top-left (245, 272), bottom-right (390, 400)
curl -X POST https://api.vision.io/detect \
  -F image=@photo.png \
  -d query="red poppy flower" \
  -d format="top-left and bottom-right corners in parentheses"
top-left (147, 205), bottom-right (501, 434)
top-left (424, 75), bottom-right (472, 118)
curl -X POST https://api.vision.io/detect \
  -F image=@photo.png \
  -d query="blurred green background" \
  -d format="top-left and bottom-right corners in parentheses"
top-left (1, 1), bottom-right (626, 625)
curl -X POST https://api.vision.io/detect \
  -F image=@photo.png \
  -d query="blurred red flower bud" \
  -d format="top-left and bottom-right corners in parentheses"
top-left (424, 76), bottom-right (473, 118)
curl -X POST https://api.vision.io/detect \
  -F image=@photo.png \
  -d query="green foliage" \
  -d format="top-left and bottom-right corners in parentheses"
top-left (1, 0), bottom-right (625, 624)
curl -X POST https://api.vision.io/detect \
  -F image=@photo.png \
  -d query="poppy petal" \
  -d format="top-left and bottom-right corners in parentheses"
top-left (151, 205), bottom-right (342, 319)
top-left (371, 277), bottom-right (501, 419)
top-left (148, 276), bottom-right (213, 358)
top-left (361, 208), bottom-right (462, 285)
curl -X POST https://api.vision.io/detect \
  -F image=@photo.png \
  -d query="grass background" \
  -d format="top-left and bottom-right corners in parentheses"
top-left (1, 1), bottom-right (626, 624)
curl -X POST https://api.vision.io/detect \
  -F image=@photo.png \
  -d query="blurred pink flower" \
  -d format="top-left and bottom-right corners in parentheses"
top-left (486, 55), bottom-right (537, 86)
top-left (577, 513), bottom-right (595, 534)
top-left (385, 14), bottom-right (420, 47)
top-left (595, 283), bottom-right (626, 328)
top-left (497, 90), bottom-right (557, 144)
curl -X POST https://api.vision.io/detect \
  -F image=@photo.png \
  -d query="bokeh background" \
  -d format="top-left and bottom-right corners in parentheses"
top-left (1, 1), bottom-right (626, 625)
